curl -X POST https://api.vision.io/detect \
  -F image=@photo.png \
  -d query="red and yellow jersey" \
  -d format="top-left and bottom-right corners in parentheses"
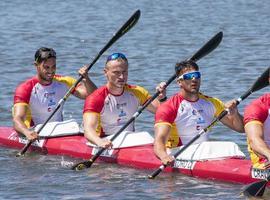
top-left (244, 93), bottom-right (270, 168)
top-left (13, 75), bottom-right (76, 127)
top-left (155, 93), bottom-right (224, 148)
top-left (83, 84), bottom-right (151, 136)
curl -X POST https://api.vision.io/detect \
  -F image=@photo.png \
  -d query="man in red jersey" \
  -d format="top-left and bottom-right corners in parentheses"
top-left (244, 68), bottom-right (270, 169)
top-left (154, 60), bottom-right (244, 165)
top-left (13, 47), bottom-right (97, 141)
top-left (83, 52), bottom-right (166, 148)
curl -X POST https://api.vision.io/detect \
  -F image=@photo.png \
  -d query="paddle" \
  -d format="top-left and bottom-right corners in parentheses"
top-left (148, 67), bottom-right (270, 179)
top-left (16, 9), bottom-right (141, 157)
top-left (243, 176), bottom-right (269, 197)
top-left (71, 31), bottom-right (223, 171)
top-left (38, 133), bottom-right (84, 140)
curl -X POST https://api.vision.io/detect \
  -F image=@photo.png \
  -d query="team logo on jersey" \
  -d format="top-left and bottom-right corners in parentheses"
top-left (180, 104), bottom-right (185, 112)
top-left (44, 91), bottom-right (56, 98)
top-left (197, 117), bottom-right (205, 124)
top-left (117, 103), bottom-right (127, 117)
top-left (48, 99), bottom-right (56, 107)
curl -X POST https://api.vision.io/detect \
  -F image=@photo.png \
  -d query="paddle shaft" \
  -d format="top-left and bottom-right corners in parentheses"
top-left (17, 10), bottom-right (141, 157)
top-left (38, 133), bottom-right (84, 140)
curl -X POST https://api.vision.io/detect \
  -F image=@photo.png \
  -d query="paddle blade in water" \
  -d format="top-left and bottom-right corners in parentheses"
top-left (243, 179), bottom-right (267, 197)
top-left (71, 160), bottom-right (93, 171)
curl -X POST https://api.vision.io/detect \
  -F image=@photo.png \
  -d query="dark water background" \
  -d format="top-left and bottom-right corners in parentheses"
top-left (0, 0), bottom-right (269, 199)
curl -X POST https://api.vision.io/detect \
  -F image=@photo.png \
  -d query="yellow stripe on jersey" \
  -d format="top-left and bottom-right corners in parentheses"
top-left (125, 85), bottom-right (151, 105)
top-left (245, 121), bottom-right (265, 169)
top-left (247, 138), bottom-right (265, 169)
top-left (83, 112), bottom-right (102, 136)
top-left (13, 103), bottom-right (32, 128)
top-left (245, 120), bottom-right (263, 127)
top-left (155, 122), bottom-right (179, 148)
top-left (155, 122), bottom-right (173, 127)
top-left (166, 123), bottom-right (180, 148)
top-left (199, 93), bottom-right (225, 117)
top-left (53, 76), bottom-right (76, 88)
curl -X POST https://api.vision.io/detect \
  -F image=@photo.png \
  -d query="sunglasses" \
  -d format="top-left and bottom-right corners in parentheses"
top-left (106, 53), bottom-right (127, 63)
top-left (178, 71), bottom-right (201, 80)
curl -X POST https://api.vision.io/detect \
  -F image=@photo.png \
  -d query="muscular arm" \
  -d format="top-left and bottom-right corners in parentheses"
top-left (13, 104), bottom-right (38, 140)
top-left (73, 66), bottom-right (97, 99)
top-left (220, 100), bottom-right (244, 133)
top-left (83, 112), bottom-right (111, 148)
top-left (73, 77), bottom-right (97, 99)
top-left (146, 99), bottom-right (160, 114)
top-left (146, 82), bottom-right (167, 114)
top-left (154, 124), bottom-right (174, 165)
top-left (245, 122), bottom-right (270, 160)
top-left (220, 111), bottom-right (244, 133)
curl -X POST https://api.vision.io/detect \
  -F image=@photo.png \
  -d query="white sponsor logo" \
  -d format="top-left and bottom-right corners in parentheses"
top-left (8, 132), bottom-right (18, 141)
top-left (174, 159), bottom-right (196, 170)
top-left (251, 168), bottom-right (270, 180)
top-left (18, 137), bottom-right (45, 147)
top-left (91, 147), bottom-right (114, 157)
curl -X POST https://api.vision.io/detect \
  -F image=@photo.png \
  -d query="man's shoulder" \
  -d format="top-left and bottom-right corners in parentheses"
top-left (14, 76), bottom-right (39, 104)
top-left (199, 93), bottom-right (223, 103)
top-left (16, 76), bottom-right (39, 91)
top-left (248, 93), bottom-right (270, 108)
top-left (160, 93), bottom-right (184, 109)
top-left (124, 84), bottom-right (147, 92)
top-left (259, 93), bottom-right (270, 103)
top-left (86, 85), bottom-right (108, 100)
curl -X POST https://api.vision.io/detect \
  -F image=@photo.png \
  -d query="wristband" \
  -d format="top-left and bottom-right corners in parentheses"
top-left (158, 96), bottom-right (167, 102)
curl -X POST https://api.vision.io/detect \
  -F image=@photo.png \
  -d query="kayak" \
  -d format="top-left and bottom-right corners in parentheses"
top-left (0, 125), bottom-right (269, 186)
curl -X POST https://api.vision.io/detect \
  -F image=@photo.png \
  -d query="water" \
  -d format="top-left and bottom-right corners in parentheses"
top-left (0, 0), bottom-right (269, 199)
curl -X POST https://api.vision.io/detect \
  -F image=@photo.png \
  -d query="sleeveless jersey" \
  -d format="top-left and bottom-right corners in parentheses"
top-left (244, 93), bottom-right (270, 168)
top-left (13, 75), bottom-right (76, 127)
top-left (155, 93), bottom-right (225, 148)
top-left (83, 84), bottom-right (151, 136)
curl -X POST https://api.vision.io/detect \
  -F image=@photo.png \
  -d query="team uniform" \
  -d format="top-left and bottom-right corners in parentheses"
top-left (83, 84), bottom-right (151, 137)
top-left (13, 75), bottom-right (76, 128)
top-left (155, 93), bottom-right (225, 148)
top-left (244, 93), bottom-right (270, 169)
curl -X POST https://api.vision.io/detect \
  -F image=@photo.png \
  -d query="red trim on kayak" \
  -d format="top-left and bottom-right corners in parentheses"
top-left (0, 126), bottom-right (269, 185)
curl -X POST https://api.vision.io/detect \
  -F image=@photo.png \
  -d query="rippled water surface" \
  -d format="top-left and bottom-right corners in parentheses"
top-left (0, 0), bottom-right (270, 199)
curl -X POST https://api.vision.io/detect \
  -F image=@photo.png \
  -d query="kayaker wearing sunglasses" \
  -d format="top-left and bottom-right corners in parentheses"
top-left (83, 52), bottom-right (166, 148)
top-left (153, 60), bottom-right (244, 165)
top-left (244, 68), bottom-right (270, 169)
top-left (13, 47), bottom-right (97, 141)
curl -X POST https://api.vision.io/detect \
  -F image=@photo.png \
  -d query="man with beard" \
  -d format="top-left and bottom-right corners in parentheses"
top-left (13, 47), bottom-right (97, 141)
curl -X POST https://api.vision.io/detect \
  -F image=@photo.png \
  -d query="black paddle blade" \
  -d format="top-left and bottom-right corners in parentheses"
top-left (71, 160), bottom-right (93, 171)
top-left (239, 67), bottom-right (269, 101)
top-left (188, 32), bottom-right (223, 62)
top-left (243, 179), bottom-right (268, 197)
top-left (251, 67), bottom-right (270, 93)
top-left (99, 9), bottom-right (141, 57)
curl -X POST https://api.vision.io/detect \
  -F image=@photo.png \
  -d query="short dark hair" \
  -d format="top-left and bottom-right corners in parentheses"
top-left (175, 60), bottom-right (199, 75)
top-left (35, 47), bottom-right (56, 64)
